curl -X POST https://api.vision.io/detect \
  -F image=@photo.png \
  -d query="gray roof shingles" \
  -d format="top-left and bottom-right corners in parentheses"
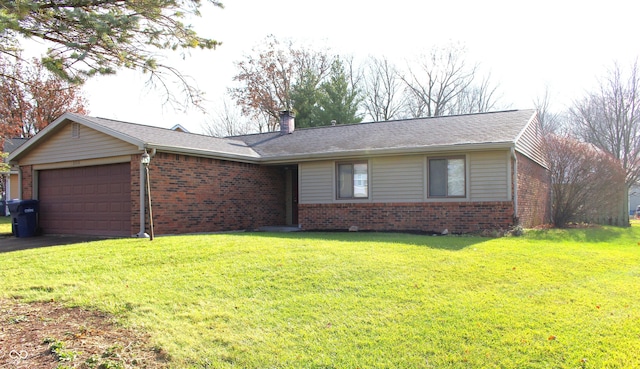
top-left (2, 138), bottom-right (29, 153)
top-left (236, 109), bottom-right (536, 159)
top-left (80, 115), bottom-right (260, 159)
top-left (57, 109), bottom-right (536, 163)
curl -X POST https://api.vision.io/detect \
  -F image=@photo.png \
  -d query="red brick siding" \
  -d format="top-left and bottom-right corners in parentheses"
top-left (141, 153), bottom-right (285, 234)
top-left (299, 201), bottom-right (514, 234)
top-left (19, 165), bottom-right (32, 199)
top-left (19, 155), bottom-right (284, 236)
top-left (516, 152), bottom-right (551, 227)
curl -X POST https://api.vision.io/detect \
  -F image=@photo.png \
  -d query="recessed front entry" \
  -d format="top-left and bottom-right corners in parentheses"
top-left (285, 166), bottom-right (299, 226)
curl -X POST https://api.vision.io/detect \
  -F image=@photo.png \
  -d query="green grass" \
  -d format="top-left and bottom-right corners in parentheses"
top-left (2, 226), bottom-right (640, 368)
top-left (0, 215), bottom-right (11, 235)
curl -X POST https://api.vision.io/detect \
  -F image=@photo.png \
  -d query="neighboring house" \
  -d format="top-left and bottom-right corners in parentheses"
top-left (170, 124), bottom-right (190, 133)
top-left (630, 186), bottom-right (640, 216)
top-left (2, 138), bottom-right (29, 216)
top-left (7, 109), bottom-right (550, 237)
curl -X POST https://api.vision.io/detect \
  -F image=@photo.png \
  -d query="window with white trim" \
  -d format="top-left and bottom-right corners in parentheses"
top-left (336, 162), bottom-right (368, 199)
top-left (428, 157), bottom-right (466, 197)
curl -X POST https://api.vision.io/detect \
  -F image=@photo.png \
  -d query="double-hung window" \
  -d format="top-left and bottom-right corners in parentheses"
top-left (428, 157), bottom-right (466, 198)
top-left (337, 162), bottom-right (368, 199)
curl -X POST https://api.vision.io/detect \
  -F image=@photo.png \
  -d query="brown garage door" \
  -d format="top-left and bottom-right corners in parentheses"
top-left (38, 163), bottom-right (131, 236)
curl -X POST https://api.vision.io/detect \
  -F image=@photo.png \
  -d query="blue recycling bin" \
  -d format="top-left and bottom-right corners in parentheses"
top-left (7, 199), bottom-right (39, 237)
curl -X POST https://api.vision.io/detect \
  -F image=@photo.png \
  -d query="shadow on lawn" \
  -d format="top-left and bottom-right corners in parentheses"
top-left (0, 234), bottom-right (106, 253)
top-left (236, 231), bottom-right (488, 251)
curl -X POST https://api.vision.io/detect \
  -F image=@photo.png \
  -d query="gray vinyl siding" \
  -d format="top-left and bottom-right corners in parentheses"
top-left (469, 151), bottom-right (509, 201)
top-left (299, 161), bottom-right (334, 204)
top-left (300, 151), bottom-right (512, 204)
top-left (371, 155), bottom-right (424, 202)
top-left (515, 114), bottom-right (547, 168)
top-left (20, 123), bottom-right (138, 165)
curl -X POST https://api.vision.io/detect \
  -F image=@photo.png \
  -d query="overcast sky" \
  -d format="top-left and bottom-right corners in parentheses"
top-left (76, 0), bottom-right (640, 133)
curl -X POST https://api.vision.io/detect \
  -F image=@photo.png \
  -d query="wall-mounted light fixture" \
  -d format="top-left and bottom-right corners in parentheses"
top-left (141, 151), bottom-right (150, 166)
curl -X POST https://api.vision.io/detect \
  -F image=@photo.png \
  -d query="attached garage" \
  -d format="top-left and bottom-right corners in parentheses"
top-left (7, 112), bottom-right (284, 237)
top-left (38, 163), bottom-right (131, 236)
top-left (7, 115), bottom-right (143, 237)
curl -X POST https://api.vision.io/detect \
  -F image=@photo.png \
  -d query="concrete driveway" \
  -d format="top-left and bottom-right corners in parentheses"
top-left (0, 234), bottom-right (105, 253)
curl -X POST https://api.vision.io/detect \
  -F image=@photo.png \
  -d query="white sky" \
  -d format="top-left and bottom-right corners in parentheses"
top-left (75, 0), bottom-right (640, 133)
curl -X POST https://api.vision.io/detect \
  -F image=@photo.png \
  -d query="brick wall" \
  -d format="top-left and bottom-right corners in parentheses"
top-left (516, 152), bottom-right (551, 227)
top-left (137, 153), bottom-right (286, 235)
top-left (299, 201), bottom-right (515, 234)
top-left (19, 165), bottom-right (32, 199)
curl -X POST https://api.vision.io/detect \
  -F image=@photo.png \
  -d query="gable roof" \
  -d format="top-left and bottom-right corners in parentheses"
top-left (9, 109), bottom-right (542, 165)
top-left (2, 138), bottom-right (29, 166)
top-left (2, 138), bottom-right (29, 153)
top-left (170, 124), bottom-right (190, 133)
top-left (9, 113), bottom-right (260, 162)
top-left (236, 109), bottom-right (538, 162)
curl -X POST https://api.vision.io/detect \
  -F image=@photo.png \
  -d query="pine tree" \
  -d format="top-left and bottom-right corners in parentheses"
top-left (315, 58), bottom-right (363, 126)
top-left (0, 0), bottom-right (222, 107)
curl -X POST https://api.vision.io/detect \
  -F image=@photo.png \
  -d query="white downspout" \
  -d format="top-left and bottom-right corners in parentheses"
top-left (135, 148), bottom-right (156, 238)
top-left (511, 147), bottom-right (518, 220)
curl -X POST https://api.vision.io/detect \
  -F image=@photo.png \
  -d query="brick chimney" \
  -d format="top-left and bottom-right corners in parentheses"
top-left (279, 110), bottom-right (295, 135)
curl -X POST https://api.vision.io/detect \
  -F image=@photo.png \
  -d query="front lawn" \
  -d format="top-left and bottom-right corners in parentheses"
top-left (0, 215), bottom-right (10, 235)
top-left (1, 227), bottom-right (639, 368)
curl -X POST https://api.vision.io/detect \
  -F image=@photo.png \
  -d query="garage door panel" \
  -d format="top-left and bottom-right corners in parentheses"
top-left (39, 163), bottom-right (131, 236)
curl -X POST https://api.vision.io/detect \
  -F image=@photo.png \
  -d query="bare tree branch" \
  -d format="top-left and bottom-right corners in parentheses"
top-left (362, 56), bottom-right (406, 121)
top-left (202, 96), bottom-right (257, 137)
top-left (400, 43), bottom-right (499, 118)
top-left (569, 60), bottom-right (640, 225)
top-left (544, 134), bottom-right (626, 227)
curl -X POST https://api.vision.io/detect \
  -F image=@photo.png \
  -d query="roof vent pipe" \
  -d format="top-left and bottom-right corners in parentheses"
top-left (279, 110), bottom-right (295, 135)
top-left (331, 120), bottom-right (337, 126)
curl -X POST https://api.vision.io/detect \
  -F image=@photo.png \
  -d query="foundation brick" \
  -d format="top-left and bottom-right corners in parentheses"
top-left (299, 201), bottom-right (515, 234)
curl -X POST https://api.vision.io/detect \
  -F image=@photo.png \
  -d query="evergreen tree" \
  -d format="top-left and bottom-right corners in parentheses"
top-left (0, 0), bottom-right (222, 107)
top-left (290, 69), bottom-right (321, 128)
top-left (315, 58), bottom-right (363, 126)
